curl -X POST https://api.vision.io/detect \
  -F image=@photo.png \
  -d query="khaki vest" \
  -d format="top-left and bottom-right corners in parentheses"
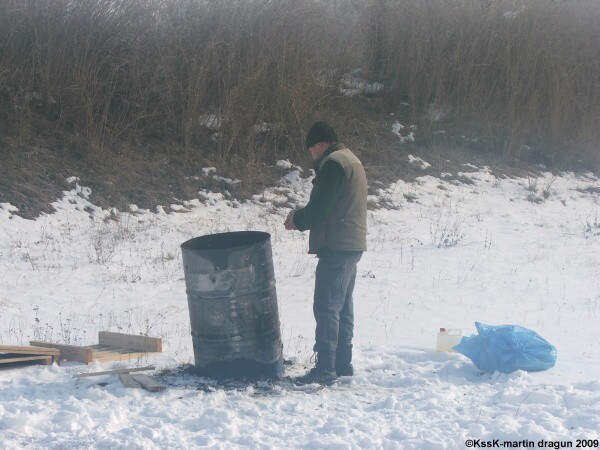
top-left (309, 145), bottom-right (368, 254)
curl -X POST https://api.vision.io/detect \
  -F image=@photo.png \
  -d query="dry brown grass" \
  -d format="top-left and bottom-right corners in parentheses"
top-left (367, 0), bottom-right (600, 164)
top-left (0, 0), bottom-right (598, 217)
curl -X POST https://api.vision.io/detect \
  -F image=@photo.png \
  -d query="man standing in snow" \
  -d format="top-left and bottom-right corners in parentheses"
top-left (284, 121), bottom-right (368, 384)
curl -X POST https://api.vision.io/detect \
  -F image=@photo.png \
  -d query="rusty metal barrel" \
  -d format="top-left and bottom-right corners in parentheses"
top-left (181, 231), bottom-right (284, 378)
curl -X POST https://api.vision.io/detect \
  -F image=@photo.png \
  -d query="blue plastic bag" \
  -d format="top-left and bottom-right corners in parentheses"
top-left (453, 322), bottom-right (557, 373)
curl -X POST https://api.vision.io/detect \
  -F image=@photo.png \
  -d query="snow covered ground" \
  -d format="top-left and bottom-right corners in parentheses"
top-left (0, 162), bottom-right (599, 449)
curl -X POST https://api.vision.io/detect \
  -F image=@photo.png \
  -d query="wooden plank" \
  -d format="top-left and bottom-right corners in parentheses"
top-left (0, 355), bottom-right (52, 365)
top-left (0, 345), bottom-right (59, 356)
top-left (119, 373), bottom-right (143, 388)
top-left (98, 332), bottom-right (162, 353)
top-left (74, 365), bottom-right (155, 378)
top-left (30, 341), bottom-right (93, 363)
top-left (93, 352), bottom-right (149, 363)
top-left (131, 374), bottom-right (166, 392)
top-left (84, 346), bottom-right (150, 363)
top-left (90, 346), bottom-right (135, 354)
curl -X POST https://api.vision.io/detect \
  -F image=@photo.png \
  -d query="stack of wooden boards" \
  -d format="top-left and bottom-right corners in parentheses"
top-left (0, 331), bottom-right (161, 368)
top-left (0, 344), bottom-right (60, 367)
top-left (0, 332), bottom-right (166, 392)
top-left (31, 331), bottom-right (162, 364)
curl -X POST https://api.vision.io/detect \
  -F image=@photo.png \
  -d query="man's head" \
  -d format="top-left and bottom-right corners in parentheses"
top-left (305, 121), bottom-right (339, 161)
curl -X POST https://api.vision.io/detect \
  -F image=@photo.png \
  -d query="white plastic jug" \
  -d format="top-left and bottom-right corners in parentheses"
top-left (436, 328), bottom-right (462, 352)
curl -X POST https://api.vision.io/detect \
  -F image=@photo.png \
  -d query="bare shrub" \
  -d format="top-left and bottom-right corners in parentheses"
top-left (583, 214), bottom-right (600, 238)
top-left (365, 0), bottom-right (600, 163)
top-left (0, 0), bottom-right (599, 217)
top-left (430, 203), bottom-right (467, 248)
top-left (525, 173), bottom-right (556, 203)
top-left (87, 215), bottom-right (135, 264)
top-left (2, 0), bottom-right (598, 163)
top-left (0, 0), bottom-right (364, 161)
top-left (0, 0), bottom-right (371, 215)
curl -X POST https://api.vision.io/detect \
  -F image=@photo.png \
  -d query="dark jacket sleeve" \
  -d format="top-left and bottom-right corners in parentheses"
top-left (293, 160), bottom-right (346, 231)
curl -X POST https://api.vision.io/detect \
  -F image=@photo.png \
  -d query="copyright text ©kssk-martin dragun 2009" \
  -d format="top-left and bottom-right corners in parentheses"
top-left (464, 438), bottom-right (599, 449)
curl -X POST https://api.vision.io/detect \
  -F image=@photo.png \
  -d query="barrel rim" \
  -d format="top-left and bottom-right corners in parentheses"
top-left (181, 231), bottom-right (271, 251)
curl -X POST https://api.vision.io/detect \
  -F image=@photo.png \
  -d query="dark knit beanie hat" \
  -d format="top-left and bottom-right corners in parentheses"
top-left (305, 121), bottom-right (339, 148)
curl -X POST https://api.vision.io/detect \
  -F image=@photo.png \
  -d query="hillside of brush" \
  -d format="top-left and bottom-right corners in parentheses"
top-left (1, 0), bottom-right (599, 218)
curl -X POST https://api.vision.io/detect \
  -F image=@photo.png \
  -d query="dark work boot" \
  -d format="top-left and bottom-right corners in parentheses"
top-left (295, 352), bottom-right (337, 385)
top-left (295, 367), bottom-right (337, 385)
top-left (336, 363), bottom-right (354, 377)
top-left (335, 345), bottom-right (354, 377)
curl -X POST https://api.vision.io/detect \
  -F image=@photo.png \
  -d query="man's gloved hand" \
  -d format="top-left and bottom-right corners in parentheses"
top-left (284, 210), bottom-right (297, 230)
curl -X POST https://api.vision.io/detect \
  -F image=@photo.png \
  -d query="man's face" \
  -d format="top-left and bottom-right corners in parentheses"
top-left (308, 142), bottom-right (325, 161)
top-left (308, 144), bottom-right (318, 161)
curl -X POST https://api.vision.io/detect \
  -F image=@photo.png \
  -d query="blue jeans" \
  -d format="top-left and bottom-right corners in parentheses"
top-left (313, 249), bottom-right (362, 372)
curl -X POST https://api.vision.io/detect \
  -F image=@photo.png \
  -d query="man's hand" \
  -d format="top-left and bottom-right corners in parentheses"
top-left (284, 210), bottom-right (297, 230)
